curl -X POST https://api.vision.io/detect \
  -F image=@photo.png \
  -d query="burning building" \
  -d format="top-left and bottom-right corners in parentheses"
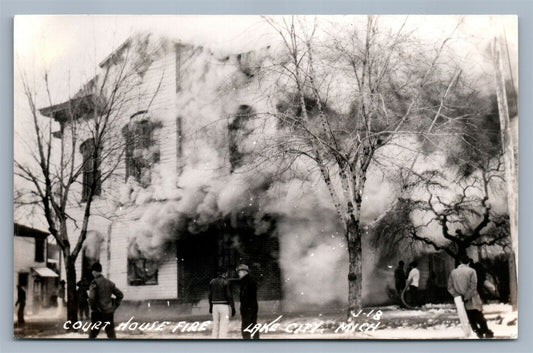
top-left (38, 32), bottom-right (503, 317)
top-left (37, 33), bottom-right (305, 316)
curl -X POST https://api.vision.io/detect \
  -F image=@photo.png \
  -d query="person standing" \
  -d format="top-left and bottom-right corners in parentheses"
top-left (15, 285), bottom-right (26, 327)
top-left (448, 256), bottom-right (494, 338)
top-left (394, 261), bottom-right (406, 297)
top-left (56, 280), bottom-right (66, 317)
top-left (208, 271), bottom-right (235, 339)
top-left (426, 271), bottom-right (439, 303)
top-left (77, 280), bottom-right (90, 320)
top-left (406, 261), bottom-right (420, 307)
top-left (88, 262), bottom-right (124, 339)
top-left (236, 264), bottom-right (260, 340)
top-left (58, 280), bottom-right (66, 305)
top-left (470, 260), bottom-right (489, 300)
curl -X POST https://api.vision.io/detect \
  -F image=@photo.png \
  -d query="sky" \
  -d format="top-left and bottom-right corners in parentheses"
top-left (14, 15), bottom-right (517, 89)
top-left (14, 15), bottom-right (518, 157)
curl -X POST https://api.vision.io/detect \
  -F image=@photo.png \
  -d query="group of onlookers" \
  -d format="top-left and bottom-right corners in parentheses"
top-left (209, 263), bottom-right (260, 339)
top-left (394, 256), bottom-right (494, 338)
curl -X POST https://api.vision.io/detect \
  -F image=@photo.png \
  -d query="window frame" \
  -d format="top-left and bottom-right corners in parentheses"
top-left (80, 138), bottom-right (102, 202)
top-left (127, 257), bottom-right (159, 286)
top-left (122, 114), bottom-right (160, 187)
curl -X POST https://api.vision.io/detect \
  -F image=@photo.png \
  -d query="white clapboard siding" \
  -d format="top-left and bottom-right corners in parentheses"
top-left (109, 218), bottom-right (178, 300)
top-left (53, 39), bottom-right (257, 302)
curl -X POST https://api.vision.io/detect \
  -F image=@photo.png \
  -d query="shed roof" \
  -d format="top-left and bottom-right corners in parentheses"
top-left (14, 223), bottom-right (49, 239)
top-left (32, 267), bottom-right (59, 278)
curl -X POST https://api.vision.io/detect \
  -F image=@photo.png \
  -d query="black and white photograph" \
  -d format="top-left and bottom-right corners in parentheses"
top-left (13, 15), bottom-right (518, 340)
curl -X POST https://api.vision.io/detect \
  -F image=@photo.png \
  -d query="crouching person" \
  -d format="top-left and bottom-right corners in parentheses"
top-left (88, 262), bottom-right (124, 339)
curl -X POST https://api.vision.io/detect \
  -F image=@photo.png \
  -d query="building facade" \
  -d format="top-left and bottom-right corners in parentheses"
top-left (14, 223), bottom-right (61, 314)
top-left (39, 34), bottom-right (283, 315)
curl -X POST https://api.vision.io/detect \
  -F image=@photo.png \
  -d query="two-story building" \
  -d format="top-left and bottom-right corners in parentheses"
top-left (13, 223), bottom-right (61, 314)
top-left (39, 34), bottom-right (284, 317)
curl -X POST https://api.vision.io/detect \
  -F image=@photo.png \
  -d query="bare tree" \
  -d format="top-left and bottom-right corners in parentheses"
top-left (370, 80), bottom-right (516, 304)
top-left (14, 34), bottom-right (165, 323)
top-left (255, 16), bottom-right (469, 312)
top-left (403, 158), bottom-right (510, 261)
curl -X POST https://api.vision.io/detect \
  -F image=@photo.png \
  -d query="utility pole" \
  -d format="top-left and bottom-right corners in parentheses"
top-left (491, 18), bottom-right (518, 310)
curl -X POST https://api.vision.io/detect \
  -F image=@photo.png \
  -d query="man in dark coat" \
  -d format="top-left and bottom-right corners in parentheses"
top-left (394, 260), bottom-right (406, 296)
top-left (470, 260), bottom-right (489, 299)
top-left (208, 270), bottom-right (235, 339)
top-left (88, 262), bottom-right (124, 339)
top-left (236, 264), bottom-right (259, 339)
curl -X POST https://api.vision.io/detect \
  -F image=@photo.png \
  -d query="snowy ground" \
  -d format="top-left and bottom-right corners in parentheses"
top-left (14, 304), bottom-right (517, 340)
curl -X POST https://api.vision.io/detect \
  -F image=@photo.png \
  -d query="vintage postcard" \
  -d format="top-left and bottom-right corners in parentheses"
top-left (13, 15), bottom-right (518, 339)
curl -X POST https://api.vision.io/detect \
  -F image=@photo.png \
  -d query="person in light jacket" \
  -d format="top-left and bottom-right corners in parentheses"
top-left (448, 256), bottom-right (494, 338)
top-left (406, 261), bottom-right (420, 306)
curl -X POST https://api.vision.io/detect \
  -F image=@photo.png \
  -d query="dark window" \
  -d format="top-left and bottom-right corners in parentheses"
top-left (34, 238), bottom-right (45, 262)
top-left (217, 234), bottom-right (239, 273)
top-left (228, 105), bottom-right (254, 172)
top-left (128, 258), bottom-right (158, 286)
top-left (80, 138), bottom-right (102, 202)
top-left (176, 116), bottom-right (183, 174)
top-left (429, 254), bottom-right (447, 287)
top-left (122, 117), bottom-right (160, 187)
top-left (175, 44), bottom-right (182, 92)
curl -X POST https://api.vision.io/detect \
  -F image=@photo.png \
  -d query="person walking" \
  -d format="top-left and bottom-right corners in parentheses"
top-left (208, 270), bottom-right (235, 339)
top-left (88, 262), bottom-right (124, 339)
top-left (15, 285), bottom-right (26, 327)
top-left (406, 261), bottom-right (420, 307)
top-left (236, 264), bottom-right (260, 339)
top-left (448, 255), bottom-right (494, 338)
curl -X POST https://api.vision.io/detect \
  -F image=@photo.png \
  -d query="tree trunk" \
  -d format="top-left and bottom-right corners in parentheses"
top-left (65, 255), bottom-right (79, 325)
top-left (347, 223), bottom-right (363, 315)
top-left (457, 245), bottom-right (467, 261)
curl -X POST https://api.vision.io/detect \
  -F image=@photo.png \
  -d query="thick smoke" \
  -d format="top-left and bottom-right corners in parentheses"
top-left (115, 38), bottom-right (404, 309)
top-left (83, 230), bottom-right (105, 260)
top-left (119, 35), bottom-right (509, 310)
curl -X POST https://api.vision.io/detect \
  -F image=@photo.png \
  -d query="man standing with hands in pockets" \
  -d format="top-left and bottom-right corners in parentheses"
top-left (236, 264), bottom-right (260, 339)
top-left (448, 255), bottom-right (494, 338)
top-left (209, 270), bottom-right (235, 339)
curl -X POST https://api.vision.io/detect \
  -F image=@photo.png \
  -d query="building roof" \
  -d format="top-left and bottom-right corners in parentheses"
top-left (38, 94), bottom-right (97, 123)
top-left (98, 37), bottom-right (132, 68)
top-left (14, 223), bottom-right (49, 239)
